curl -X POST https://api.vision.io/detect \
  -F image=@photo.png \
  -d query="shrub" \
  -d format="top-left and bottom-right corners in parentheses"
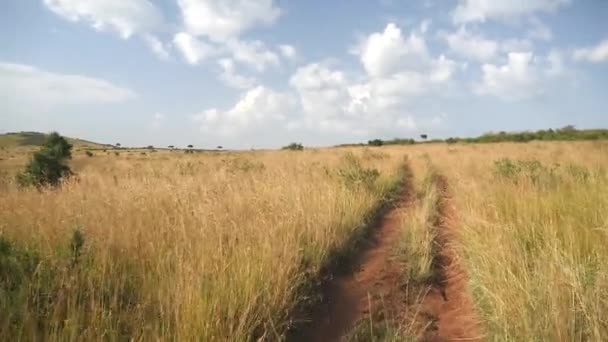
top-left (337, 153), bottom-right (380, 190)
top-left (17, 132), bottom-right (73, 188)
top-left (282, 142), bottom-right (304, 151)
top-left (85, 151), bottom-right (94, 157)
top-left (368, 139), bottom-right (384, 146)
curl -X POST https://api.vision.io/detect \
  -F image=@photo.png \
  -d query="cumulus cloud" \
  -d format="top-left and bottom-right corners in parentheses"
top-left (217, 58), bottom-right (256, 89)
top-left (173, 32), bottom-right (218, 65)
top-left (192, 86), bottom-right (295, 136)
top-left (177, 0), bottom-right (281, 42)
top-left (279, 45), bottom-right (297, 61)
top-left (444, 26), bottom-right (498, 62)
top-left (527, 17), bottom-right (553, 41)
top-left (474, 52), bottom-right (541, 100)
top-left (355, 23), bottom-right (428, 78)
top-left (143, 34), bottom-right (170, 60)
top-left (43, 0), bottom-right (173, 60)
top-left (0, 62), bottom-right (135, 108)
top-left (43, 0), bottom-right (163, 39)
top-left (226, 40), bottom-right (280, 71)
top-left (452, 0), bottom-right (570, 23)
top-left (573, 40), bottom-right (608, 63)
top-left (284, 23), bottom-right (456, 136)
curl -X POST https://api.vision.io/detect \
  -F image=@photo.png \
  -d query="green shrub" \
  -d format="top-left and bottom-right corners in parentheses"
top-left (85, 150), bottom-right (94, 157)
top-left (337, 153), bottom-right (380, 190)
top-left (17, 132), bottom-right (73, 188)
top-left (368, 139), bottom-right (384, 146)
top-left (282, 142), bottom-right (304, 151)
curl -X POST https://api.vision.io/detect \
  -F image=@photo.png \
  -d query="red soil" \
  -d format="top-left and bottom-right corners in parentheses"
top-left (289, 172), bottom-right (482, 342)
top-left (420, 175), bottom-right (483, 342)
top-left (291, 171), bottom-right (414, 342)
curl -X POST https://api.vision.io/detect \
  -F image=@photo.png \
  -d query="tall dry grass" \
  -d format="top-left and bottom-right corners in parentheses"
top-left (404, 141), bottom-right (608, 340)
top-left (0, 148), bottom-right (404, 340)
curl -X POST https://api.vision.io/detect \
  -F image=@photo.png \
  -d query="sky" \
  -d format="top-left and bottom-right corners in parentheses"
top-left (1, 0), bottom-right (608, 149)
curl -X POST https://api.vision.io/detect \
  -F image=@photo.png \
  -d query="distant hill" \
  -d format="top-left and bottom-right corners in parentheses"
top-left (0, 132), bottom-right (110, 149)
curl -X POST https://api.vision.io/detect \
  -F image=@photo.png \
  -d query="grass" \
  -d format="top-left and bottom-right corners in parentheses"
top-left (1, 140), bottom-right (607, 340)
top-left (404, 141), bottom-right (608, 340)
top-left (0, 148), bottom-right (404, 340)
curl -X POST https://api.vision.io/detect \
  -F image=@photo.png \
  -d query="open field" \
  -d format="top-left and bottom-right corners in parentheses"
top-left (1, 140), bottom-right (607, 340)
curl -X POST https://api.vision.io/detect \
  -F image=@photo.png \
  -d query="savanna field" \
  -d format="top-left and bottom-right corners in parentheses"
top-left (1, 138), bottom-right (607, 341)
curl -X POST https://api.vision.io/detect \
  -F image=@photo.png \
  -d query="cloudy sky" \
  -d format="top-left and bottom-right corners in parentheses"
top-left (2, 0), bottom-right (607, 148)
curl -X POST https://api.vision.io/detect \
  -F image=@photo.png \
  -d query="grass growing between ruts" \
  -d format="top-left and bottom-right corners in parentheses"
top-left (409, 141), bottom-right (608, 340)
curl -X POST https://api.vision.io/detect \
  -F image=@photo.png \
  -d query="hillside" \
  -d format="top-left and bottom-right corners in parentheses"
top-left (0, 132), bottom-right (110, 149)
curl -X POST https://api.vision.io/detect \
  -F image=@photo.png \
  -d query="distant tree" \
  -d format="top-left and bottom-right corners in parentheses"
top-left (560, 125), bottom-right (576, 132)
top-left (187, 144), bottom-right (193, 148)
top-left (17, 132), bottom-right (73, 188)
top-left (146, 145), bottom-right (154, 149)
top-left (368, 139), bottom-right (384, 146)
top-left (116, 143), bottom-right (121, 147)
top-left (282, 142), bottom-right (304, 151)
top-left (217, 145), bottom-right (223, 149)
top-left (168, 145), bottom-right (175, 149)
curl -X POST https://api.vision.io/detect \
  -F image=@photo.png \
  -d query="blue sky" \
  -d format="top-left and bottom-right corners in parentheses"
top-left (1, 0), bottom-right (607, 148)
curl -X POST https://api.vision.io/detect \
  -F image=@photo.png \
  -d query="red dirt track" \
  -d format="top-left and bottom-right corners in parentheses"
top-left (420, 175), bottom-right (482, 342)
top-left (290, 171), bottom-right (482, 342)
top-left (291, 169), bottom-right (414, 342)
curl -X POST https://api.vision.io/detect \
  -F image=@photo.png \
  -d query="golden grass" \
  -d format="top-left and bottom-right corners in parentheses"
top-left (0, 148), bottom-right (404, 340)
top-left (403, 141), bottom-right (608, 340)
top-left (2, 140), bottom-right (607, 340)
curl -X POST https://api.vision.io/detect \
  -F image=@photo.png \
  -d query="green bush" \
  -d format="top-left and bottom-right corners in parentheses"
top-left (17, 132), bottom-right (73, 188)
top-left (85, 150), bottom-right (94, 157)
top-left (282, 142), bottom-right (304, 151)
top-left (337, 153), bottom-right (380, 190)
top-left (368, 139), bottom-right (383, 146)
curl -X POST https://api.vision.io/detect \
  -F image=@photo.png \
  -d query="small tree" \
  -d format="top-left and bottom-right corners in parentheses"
top-left (282, 142), bottom-right (304, 151)
top-left (217, 145), bottom-right (223, 150)
top-left (368, 139), bottom-right (383, 146)
top-left (420, 134), bottom-right (428, 140)
top-left (17, 132), bottom-right (73, 188)
top-left (115, 143), bottom-right (121, 148)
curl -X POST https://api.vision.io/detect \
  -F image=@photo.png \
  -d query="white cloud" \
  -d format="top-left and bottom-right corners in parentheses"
top-left (44, 0), bottom-right (173, 60)
top-left (290, 63), bottom-right (350, 120)
top-left (226, 39), bottom-right (280, 71)
top-left (143, 34), bottom-right (170, 60)
top-left (43, 0), bottom-right (163, 39)
top-left (218, 58), bottom-right (255, 89)
top-left (355, 23), bottom-right (428, 78)
top-left (474, 52), bottom-right (541, 100)
top-left (452, 0), bottom-right (570, 23)
top-left (279, 45), bottom-right (297, 60)
top-left (527, 17), bottom-right (553, 41)
top-left (500, 38), bottom-right (533, 53)
top-left (0, 62), bottom-right (135, 108)
top-left (444, 26), bottom-right (498, 62)
top-left (177, 0), bottom-right (281, 42)
top-left (193, 86), bottom-right (295, 136)
top-left (573, 40), bottom-right (608, 63)
top-left (173, 32), bottom-right (218, 65)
